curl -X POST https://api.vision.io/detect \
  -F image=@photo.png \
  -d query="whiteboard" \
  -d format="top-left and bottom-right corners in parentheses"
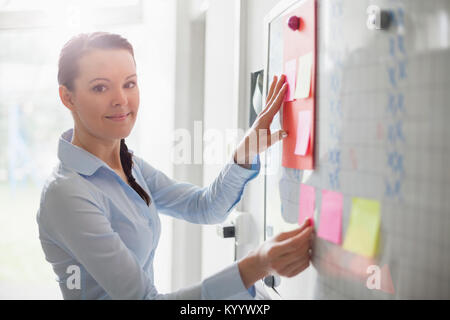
top-left (262, 0), bottom-right (450, 299)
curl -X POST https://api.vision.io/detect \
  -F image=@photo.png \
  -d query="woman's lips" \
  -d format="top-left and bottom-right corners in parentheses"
top-left (106, 112), bottom-right (130, 122)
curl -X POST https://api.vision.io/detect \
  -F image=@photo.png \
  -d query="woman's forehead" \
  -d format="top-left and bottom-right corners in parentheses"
top-left (77, 49), bottom-right (136, 80)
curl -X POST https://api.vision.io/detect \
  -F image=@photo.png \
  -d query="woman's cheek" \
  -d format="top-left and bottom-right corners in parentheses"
top-left (84, 103), bottom-right (100, 120)
top-left (131, 91), bottom-right (139, 109)
top-left (80, 102), bottom-right (105, 126)
top-left (130, 97), bottom-right (139, 117)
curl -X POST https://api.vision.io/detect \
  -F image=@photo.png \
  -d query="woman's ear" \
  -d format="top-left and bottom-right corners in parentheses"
top-left (59, 85), bottom-right (76, 111)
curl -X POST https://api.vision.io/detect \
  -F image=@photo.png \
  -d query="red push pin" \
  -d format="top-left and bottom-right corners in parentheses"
top-left (288, 16), bottom-right (301, 31)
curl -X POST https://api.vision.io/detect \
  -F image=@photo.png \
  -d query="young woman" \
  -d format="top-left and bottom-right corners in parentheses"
top-left (36, 32), bottom-right (313, 300)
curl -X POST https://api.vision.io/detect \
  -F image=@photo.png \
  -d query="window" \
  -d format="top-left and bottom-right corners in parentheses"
top-left (0, 0), bottom-right (175, 299)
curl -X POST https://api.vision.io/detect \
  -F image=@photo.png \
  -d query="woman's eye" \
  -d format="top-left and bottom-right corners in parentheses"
top-left (92, 85), bottom-right (106, 93)
top-left (125, 81), bottom-right (136, 89)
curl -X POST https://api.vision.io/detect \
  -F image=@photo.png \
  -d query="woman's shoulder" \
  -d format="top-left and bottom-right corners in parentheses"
top-left (41, 163), bottom-right (86, 193)
top-left (38, 164), bottom-right (102, 219)
top-left (131, 154), bottom-right (158, 176)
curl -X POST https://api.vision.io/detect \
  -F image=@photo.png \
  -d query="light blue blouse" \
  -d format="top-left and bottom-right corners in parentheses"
top-left (36, 128), bottom-right (260, 300)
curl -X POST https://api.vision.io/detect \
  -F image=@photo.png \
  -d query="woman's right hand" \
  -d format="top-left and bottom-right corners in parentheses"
top-left (238, 218), bottom-right (314, 289)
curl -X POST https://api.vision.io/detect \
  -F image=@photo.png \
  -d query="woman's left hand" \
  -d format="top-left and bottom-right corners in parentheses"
top-left (233, 75), bottom-right (289, 167)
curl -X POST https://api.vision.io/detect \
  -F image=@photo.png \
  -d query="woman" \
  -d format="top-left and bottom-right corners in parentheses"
top-left (36, 32), bottom-right (313, 300)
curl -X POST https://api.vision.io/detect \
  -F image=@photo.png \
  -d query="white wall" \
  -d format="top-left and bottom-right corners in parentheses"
top-left (201, 0), bottom-right (241, 279)
top-left (136, 0), bottom-right (177, 295)
top-left (170, 0), bottom-right (207, 291)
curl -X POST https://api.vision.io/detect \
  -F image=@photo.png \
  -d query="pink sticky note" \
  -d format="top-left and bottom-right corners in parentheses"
top-left (317, 190), bottom-right (343, 244)
top-left (294, 110), bottom-right (312, 156)
top-left (284, 59), bottom-right (297, 102)
top-left (298, 184), bottom-right (315, 226)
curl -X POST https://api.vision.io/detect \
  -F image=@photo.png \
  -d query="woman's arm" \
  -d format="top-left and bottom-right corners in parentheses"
top-left (134, 154), bottom-right (260, 225)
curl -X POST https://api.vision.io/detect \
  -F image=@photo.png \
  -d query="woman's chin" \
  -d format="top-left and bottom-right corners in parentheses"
top-left (107, 127), bottom-right (134, 140)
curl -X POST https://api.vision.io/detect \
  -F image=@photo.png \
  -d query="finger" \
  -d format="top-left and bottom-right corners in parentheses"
top-left (264, 75), bottom-right (286, 113)
top-left (277, 255), bottom-right (308, 276)
top-left (258, 83), bottom-right (287, 125)
top-left (266, 76), bottom-right (278, 106)
top-left (275, 218), bottom-right (311, 242)
top-left (276, 226), bottom-right (314, 255)
top-left (287, 225), bottom-right (314, 248)
top-left (270, 225), bottom-right (313, 257)
top-left (267, 130), bottom-right (288, 148)
top-left (275, 242), bottom-right (310, 265)
top-left (265, 78), bottom-right (286, 114)
top-left (277, 232), bottom-right (312, 258)
top-left (263, 82), bottom-right (288, 120)
top-left (285, 260), bottom-right (310, 278)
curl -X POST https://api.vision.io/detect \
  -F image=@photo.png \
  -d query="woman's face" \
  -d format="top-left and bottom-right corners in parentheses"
top-left (68, 48), bottom-right (139, 142)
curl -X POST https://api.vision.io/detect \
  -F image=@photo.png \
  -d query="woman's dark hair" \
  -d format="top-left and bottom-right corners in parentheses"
top-left (58, 32), bottom-right (151, 206)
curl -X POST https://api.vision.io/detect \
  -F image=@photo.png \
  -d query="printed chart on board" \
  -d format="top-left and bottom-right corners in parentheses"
top-left (263, 0), bottom-right (450, 299)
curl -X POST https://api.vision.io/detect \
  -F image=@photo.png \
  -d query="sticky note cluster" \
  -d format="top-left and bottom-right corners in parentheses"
top-left (282, 52), bottom-right (314, 171)
top-left (297, 185), bottom-right (381, 258)
top-left (284, 52), bottom-right (313, 102)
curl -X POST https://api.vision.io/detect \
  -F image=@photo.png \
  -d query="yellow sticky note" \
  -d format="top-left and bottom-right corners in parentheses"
top-left (294, 52), bottom-right (313, 99)
top-left (343, 198), bottom-right (381, 258)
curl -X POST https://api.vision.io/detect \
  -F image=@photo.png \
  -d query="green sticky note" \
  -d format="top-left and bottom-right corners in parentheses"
top-left (343, 198), bottom-right (381, 258)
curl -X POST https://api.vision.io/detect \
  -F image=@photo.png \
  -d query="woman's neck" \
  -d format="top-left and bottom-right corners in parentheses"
top-left (71, 127), bottom-right (123, 170)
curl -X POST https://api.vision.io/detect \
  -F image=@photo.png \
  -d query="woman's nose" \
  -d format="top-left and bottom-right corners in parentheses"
top-left (112, 88), bottom-right (128, 107)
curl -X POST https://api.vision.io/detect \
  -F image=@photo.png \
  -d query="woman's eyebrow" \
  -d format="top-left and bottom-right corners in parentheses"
top-left (89, 74), bottom-right (137, 84)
